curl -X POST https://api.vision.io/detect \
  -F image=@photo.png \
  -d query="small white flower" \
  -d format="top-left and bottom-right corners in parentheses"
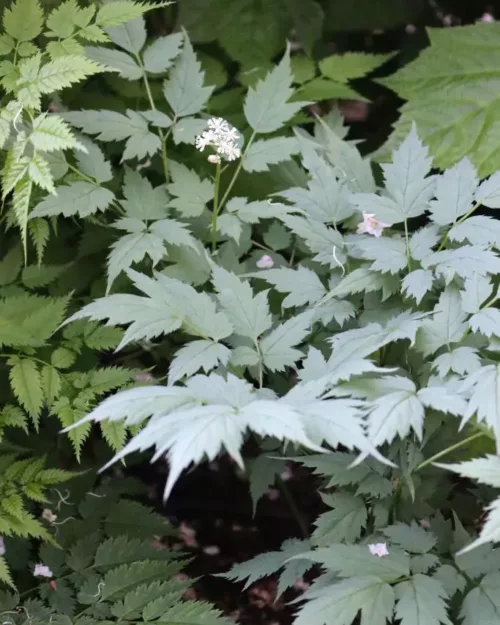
top-left (42, 508), bottom-right (57, 523)
top-left (34, 563), bottom-right (53, 578)
top-left (208, 154), bottom-right (221, 164)
top-left (368, 543), bottom-right (389, 558)
top-left (218, 141), bottom-right (241, 162)
top-left (357, 213), bottom-right (391, 237)
top-left (207, 117), bottom-right (229, 134)
top-left (195, 130), bottom-right (216, 152)
top-left (0, 537), bottom-right (5, 556)
top-left (224, 126), bottom-right (240, 142)
top-left (256, 254), bottom-right (274, 269)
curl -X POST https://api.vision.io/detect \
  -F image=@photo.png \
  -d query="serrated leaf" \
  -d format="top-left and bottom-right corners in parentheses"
top-left (168, 340), bottom-right (230, 384)
top-left (476, 171), bottom-right (500, 208)
top-left (41, 365), bottom-right (61, 406)
top-left (105, 17), bottom-right (146, 54)
top-left (428, 158), bottom-right (478, 225)
top-left (212, 265), bottom-right (272, 343)
top-left (28, 153), bottom-right (55, 193)
top-left (248, 454), bottom-right (282, 514)
top-left (107, 231), bottom-right (165, 291)
top-left (356, 236), bottom-right (407, 274)
top-left (319, 52), bottom-right (393, 82)
top-left (415, 287), bottom-right (467, 356)
top-left (31, 182), bottom-right (114, 218)
top-left (460, 363), bottom-right (500, 448)
top-left (395, 574), bottom-right (451, 625)
top-left (0, 556), bottom-right (14, 588)
top-left (256, 266), bottom-right (326, 308)
top-left (164, 34), bottom-right (213, 117)
top-left (3, 0), bottom-right (42, 42)
top-left (461, 275), bottom-right (493, 314)
top-left (243, 137), bottom-right (299, 173)
top-left (402, 269), bottom-right (434, 304)
top-left (281, 214), bottom-right (344, 266)
top-left (12, 177), bottom-right (32, 254)
top-left (461, 571), bottom-right (500, 625)
top-left (75, 136), bottom-right (113, 184)
top-left (260, 311), bottom-right (313, 372)
top-left (449, 215), bottom-right (500, 248)
top-left (143, 32), bottom-right (183, 73)
top-left (96, 1), bottom-right (161, 27)
top-left (86, 46), bottom-right (143, 80)
top-left (409, 224), bottom-right (440, 261)
top-left (30, 114), bottom-right (79, 152)
top-left (470, 308), bottom-right (500, 338)
top-left (432, 346), bottom-right (481, 378)
top-left (351, 124), bottom-right (434, 224)
top-left (168, 162), bottom-right (213, 217)
top-left (8, 357), bottom-right (42, 426)
top-left (295, 576), bottom-right (395, 625)
top-left (383, 523), bottom-right (436, 554)
top-left (437, 455), bottom-right (500, 488)
top-left (244, 45), bottom-right (306, 133)
top-left (312, 492), bottom-right (367, 546)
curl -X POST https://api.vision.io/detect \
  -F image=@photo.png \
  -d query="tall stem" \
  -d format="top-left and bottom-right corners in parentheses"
top-left (211, 161), bottom-right (222, 253)
top-left (219, 130), bottom-right (257, 209)
top-left (139, 60), bottom-right (170, 183)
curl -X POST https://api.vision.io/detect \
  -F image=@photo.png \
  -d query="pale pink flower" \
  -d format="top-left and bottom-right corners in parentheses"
top-left (368, 543), bottom-right (389, 557)
top-left (0, 537), bottom-right (5, 556)
top-left (479, 12), bottom-right (495, 22)
top-left (294, 578), bottom-right (310, 592)
top-left (34, 563), bottom-right (53, 577)
top-left (405, 24), bottom-right (417, 34)
top-left (357, 213), bottom-right (391, 237)
top-left (256, 254), bottom-right (274, 269)
top-left (42, 508), bottom-right (57, 523)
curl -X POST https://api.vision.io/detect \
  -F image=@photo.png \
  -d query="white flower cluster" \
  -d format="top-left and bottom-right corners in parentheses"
top-left (195, 117), bottom-right (242, 163)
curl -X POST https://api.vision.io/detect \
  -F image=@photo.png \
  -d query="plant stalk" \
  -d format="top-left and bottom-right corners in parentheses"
top-left (211, 161), bottom-right (222, 253)
top-left (415, 431), bottom-right (486, 472)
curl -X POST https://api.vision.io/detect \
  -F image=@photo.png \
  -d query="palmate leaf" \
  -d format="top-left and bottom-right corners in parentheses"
top-left (459, 363), bottom-right (500, 447)
top-left (312, 493), bottom-right (367, 546)
top-left (395, 574), bottom-right (451, 625)
top-left (428, 157), bottom-right (478, 226)
top-left (255, 266), bottom-right (326, 308)
top-left (402, 269), bottom-right (434, 304)
top-left (259, 311), bottom-right (314, 372)
top-left (163, 34), bottom-right (213, 118)
top-left (350, 124), bottom-right (435, 224)
top-left (242, 137), bottom-right (299, 173)
top-left (449, 216), bottom-right (500, 248)
top-left (107, 230), bottom-right (165, 292)
top-left (461, 571), bottom-right (500, 625)
top-left (168, 161), bottom-right (214, 217)
top-left (244, 45), bottom-right (307, 134)
top-left (379, 23), bottom-right (500, 177)
top-left (168, 339), bottom-right (231, 384)
top-left (294, 575), bottom-right (395, 625)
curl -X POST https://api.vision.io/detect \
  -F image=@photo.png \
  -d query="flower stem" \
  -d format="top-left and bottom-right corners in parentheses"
top-left (415, 431), bottom-right (486, 472)
top-left (219, 130), bottom-right (256, 209)
top-left (211, 161), bottom-right (222, 253)
top-left (403, 218), bottom-right (412, 272)
top-left (138, 60), bottom-right (170, 183)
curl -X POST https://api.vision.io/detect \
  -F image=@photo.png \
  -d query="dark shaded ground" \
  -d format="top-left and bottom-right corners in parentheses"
top-left (146, 458), bottom-right (323, 625)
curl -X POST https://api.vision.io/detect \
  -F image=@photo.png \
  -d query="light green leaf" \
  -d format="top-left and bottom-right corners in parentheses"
top-left (100, 420), bottom-right (127, 452)
top-left (356, 236), bottom-right (407, 274)
top-left (8, 356), bottom-right (42, 426)
top-left (329, 267), bottom-right (388, 298)
top-left (28, 153), bottom-right (55, 193)
top-left (29, 114), bottom-right (79, 152)
top-left (409, 225), bottom-right (440, 261)
top-left (244, 45), bottom-right (306, 134)
top-left (319, 52), bottom-right (393, 83)
top-left (168, 340), bottom-right (231, 384)
top-left (436, 455), bottom-right (500, 488)
top-left (415, 287), bottom-right (467, 356)
top-left (428, 158), bottom-right (478, 225)
top-left (417, 386), bottom-right (467, 417)
top-left (395, 574), bottom-right (451, 625)
top-left (31, 182), bottom-right (114, 218)
top-left (150, 218), bottom-right (196, 249)
top-left (248, 455), bottom-right (282, 514)
top-left (433, 565), bottom-right (466, 598)
top-left (96, 1), bottom-right (162, 27)
top-left (143, 32), bottom-right (183, 74)
top-left (163, 34), bottom-right (213, 117)
top-left (470, 308), bottom-right (500, 338)
top-left (217, 213), bottom-right (242, 243)
top-left (122, 169), bottom-right (168, 219)
top-left (461, 364), bottom-right (500, 448)
top-left (281, 215), bottom-right (344, 266)
top-left (260, 311), bottom-right (314, 372)
top-left (383, 523), bottom-right (437, 554)
top-left (423, 246), bottom-right (500, 282)
top-left (3, 0), bottom-right (43, 42)
top-left (75, 136), bottom-right (113, 183)
top-left (242, 137), bottom-right (299, 173)
top-left (256, 266), bottom-right (326, 308)
top-left (350, 124), bottom-right (434, 224)
top-left (0, 555), bottom-right (14, 588)
top-left (432, 346), bottom-right (481, 378)
top-left (107, 231), bottom-right (165, 291)
top-left (461, 275), bottom-right (493, 314)
top-left (41, 365), bottom-right (61, 406)
top-left (402, 269), bottom-right (434, 304)
top-left (461, 571), bottom-right (500, 625)
top-left (86, 46), bottom-right (143, 80)
top-left (312, 492), bottom-right (367, 546)
top-left (12, 178), bottom-right (32, 254)
top-left (476, 171), bottom-right (500, 208)
top-left (449, 216), bottom-right (500, 248)
top-left (212, 265), bottom-right (272, 343)
top-left (295, 576), bottom-right (395, 625)
top-left (168, 162), bottom-right (213, 217)
top-left (105, 18), bottom-right (147, 54)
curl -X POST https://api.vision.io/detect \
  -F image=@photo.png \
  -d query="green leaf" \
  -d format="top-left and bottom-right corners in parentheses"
top-left (432, 346), bottom-right (481, 378)
top-left (350, 124), bottom-right (434, 224)
top-left (64, 109), bottom-right (161, 161)
top-left (168, 340), bottom-right (230, 384)
top-left (256, 266), bottom-right (326, 308)
top-left (101, 420), bottom-right (127, 453)
top-left (122, 169), bottom-right (168, 219)
top-left (469, 308), bottom-right (500, 338)
top-left (312, 493), bottom-right (367, 546)
top-left (105, 17), bottom-right (147, 54)
top-left (143, 32), bottom-right (183, 74)
top-left (461, 571), bottom-right (500, 625)
top-left (242, 137), bottom-right (299, 173)
top-left (295, 576), bottom-right (395, 625)
top-left (410, 225), bottom-right (440, 261)
top-left (281, 215), bottom-right (344, 266)
top-left (30, 114), bottom-right (79, 152)
top-left (402, 269), bottom-right (434, 305)
top-left (244, 45), bottom-right (306, 134)
top-left (428, 158), bottom-right (478, 225)
top-left (167, 162), bottom-right (214, 217)
top-left (28, 153), bottom-right (56, 193)
top-left (12, 177), bottom-right (32, 255)
top-left (319, 52), bottom-right (393, 83)
top-left (461, 275), bottom-right (493, 314)
top-left (383, 523), bottom-right (437, 554)
top-left (415, 287), bottom-right (467, 356)
top-left (3, 0), bottom-right (43, 42)
top-left (164, 34), bottom-right (214, 118)
top-left (260, 311), bottom-right (314, 372)
top-left (0, 555), bottom-right (14, 588)
top-left (107, 230), bottom-right (165, 291)
top-left (211, 265), bottom-right (272, 343)
top-left (449, 216), bottom-right (500, 248)
top-left (41, 365), bottom-right (61, 406)
top-left (356, 236), bottom-right (407, 274)
top-left (8, 357), bottom-right (43, 426)
top-left (304, 544), bottom-right (410, 581)
top-left (395, 574), bottom-right (451, 625)
top-left (96, 1), bottom-right (161, 27)
top-left (379, 23), bottom-right (500, 176)
top-left (75, 137), bottom-right (113, 184)
top-left (476, 171), bottom-right (500, 208)
top-left (31, 182), bottom-right (114, 218)
top-left (288, 0), bottom-right (323, 55)
top-left (86, 46), bottom-right (143, 80)
top-left (248, 454), bottom-right (282, 515)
